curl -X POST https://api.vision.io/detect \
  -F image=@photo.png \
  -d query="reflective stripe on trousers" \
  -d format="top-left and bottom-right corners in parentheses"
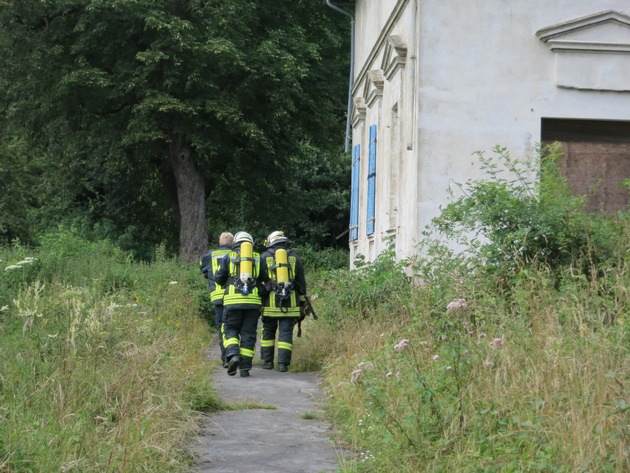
top-left (223, 307), bottom-right (260, 371)
top-left (260, 317), bottom-right (296, 366)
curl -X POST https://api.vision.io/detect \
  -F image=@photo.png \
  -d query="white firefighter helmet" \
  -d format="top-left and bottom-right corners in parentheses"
top-left (233, 231), bottom-right (253, 245)
top-left (266, 230), bottom-right (287, 248)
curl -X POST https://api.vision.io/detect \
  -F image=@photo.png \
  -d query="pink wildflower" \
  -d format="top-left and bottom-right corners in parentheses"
top-left (447, 298), bottom-right (468, 313)
top-left (394, 339), bottom-right (409, 352)
top-left (489, 338), bottom-right (505, 347)
top-left (351, 369), bottom-right (364, 384)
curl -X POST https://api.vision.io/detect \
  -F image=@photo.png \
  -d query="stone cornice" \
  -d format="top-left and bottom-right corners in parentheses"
top-left (536, 10), bottom-right (630, 91)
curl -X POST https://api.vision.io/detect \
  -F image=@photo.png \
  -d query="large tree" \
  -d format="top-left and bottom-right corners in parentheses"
top-left (0, 0), bottom-right (349, 259)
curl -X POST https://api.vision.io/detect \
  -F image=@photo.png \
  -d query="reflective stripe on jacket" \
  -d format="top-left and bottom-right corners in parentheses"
top-left (262, 251), bottom-right (300, 318)
top-left (222, 251), bottom-right (262, 307)
top-left (209, 248), bottom-right (231, 303)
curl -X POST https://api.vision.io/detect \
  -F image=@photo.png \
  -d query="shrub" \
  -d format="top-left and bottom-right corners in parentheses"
top-left (426, 144), bottom-right (626, 287)
top-left (293, 244), bottom-right (349, 271)
top-left (309, 244), bottom-right (411, 327)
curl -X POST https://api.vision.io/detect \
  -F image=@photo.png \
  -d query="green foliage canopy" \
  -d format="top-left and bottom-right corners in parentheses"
top-left (0, 0), bottom-right (350, 257)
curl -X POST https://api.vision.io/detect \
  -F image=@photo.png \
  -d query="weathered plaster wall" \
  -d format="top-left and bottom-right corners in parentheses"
top-left (350, 0), bottom-right (630, 266)
top-left (354, 0), bottom-right (400, 69)
top-left (351, 0), bottom-right (418, 265)
top-left (416, 1), bottom-right (630, 233)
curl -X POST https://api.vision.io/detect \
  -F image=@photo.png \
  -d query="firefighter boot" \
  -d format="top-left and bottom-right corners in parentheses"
top-left (227, 356), bottom-right (239, 376)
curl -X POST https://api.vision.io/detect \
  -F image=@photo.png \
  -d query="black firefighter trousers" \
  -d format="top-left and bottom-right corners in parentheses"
top-left (223, 307), bottom-right (260, 372)
top-left (260, 316), bottom-right (297, 366)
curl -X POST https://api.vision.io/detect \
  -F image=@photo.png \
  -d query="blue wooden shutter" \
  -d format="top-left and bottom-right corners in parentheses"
top-left (366, 125), bottom-right (377, 236)
top-left (349, 144), bottom-right (360, 241)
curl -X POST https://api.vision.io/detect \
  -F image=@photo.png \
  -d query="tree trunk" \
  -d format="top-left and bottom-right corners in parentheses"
top-left (169, 133), bottom-right (208, 262)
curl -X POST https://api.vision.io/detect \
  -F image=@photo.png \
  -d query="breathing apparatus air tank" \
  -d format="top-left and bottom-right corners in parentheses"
top-left (274, 248), bottom-right (292, 301)
top-left (239, 241), bottom-right (253, 294)
top-left (275, 248), bottom-right (289, 285)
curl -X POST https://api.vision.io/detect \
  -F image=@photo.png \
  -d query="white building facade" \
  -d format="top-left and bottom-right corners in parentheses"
top-left (344, 1), bottom-right (630, 265)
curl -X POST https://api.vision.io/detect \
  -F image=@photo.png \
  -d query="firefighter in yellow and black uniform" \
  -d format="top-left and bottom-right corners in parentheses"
top-left (258, 231), bottom-right (307, 373)
top-left (198, 232), bottom-right (234, 368)
top-left (214, 231), bottom-right (262, 377)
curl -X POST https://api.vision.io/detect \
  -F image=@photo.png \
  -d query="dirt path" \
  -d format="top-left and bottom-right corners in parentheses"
top-left (190, 357), bottom-right (349, 473)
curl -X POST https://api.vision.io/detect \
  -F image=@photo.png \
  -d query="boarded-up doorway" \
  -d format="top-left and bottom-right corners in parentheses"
top-left (541, 118), bottom-right (630, 214)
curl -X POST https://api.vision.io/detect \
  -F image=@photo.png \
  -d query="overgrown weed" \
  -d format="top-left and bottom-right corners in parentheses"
top-left (0, 231), bottom-right (217, 472)
top-left (307, 145), bottom-right (628, 472)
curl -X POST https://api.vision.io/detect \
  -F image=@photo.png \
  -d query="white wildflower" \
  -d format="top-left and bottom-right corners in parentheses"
top-left (16, 257), bottom-right (36, 266)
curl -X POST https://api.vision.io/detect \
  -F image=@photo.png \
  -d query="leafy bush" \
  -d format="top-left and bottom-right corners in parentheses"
top-left (427, 144), bottom-right (626, 287)
top-left (309, 245), bottom-right (412, 327)
top-left (0, 138), bottom-right (40, 245)
top-left (293, 243), bottom-right (349, 271)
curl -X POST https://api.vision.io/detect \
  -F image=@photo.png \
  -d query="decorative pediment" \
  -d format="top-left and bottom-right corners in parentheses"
top-left (536, 10), bottom-right (630, 53)
top-left (352, 96), bottom-right (366, 127)
top-left (384, 35), bottom-right (407, 80)
top-left (366, 69), bottom-right (386, 107)
top-left (536, 10), bottom-right (630, 91)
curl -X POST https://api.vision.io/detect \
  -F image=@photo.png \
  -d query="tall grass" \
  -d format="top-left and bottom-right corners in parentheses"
top-left (0, 232), bottom-right (219, 472)
top-left (300, 147), bottom-right (629, 472)
top-left (2, 146), bottom-right (626, 473)
top-left (305, 249), bottom-right (628, 472)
